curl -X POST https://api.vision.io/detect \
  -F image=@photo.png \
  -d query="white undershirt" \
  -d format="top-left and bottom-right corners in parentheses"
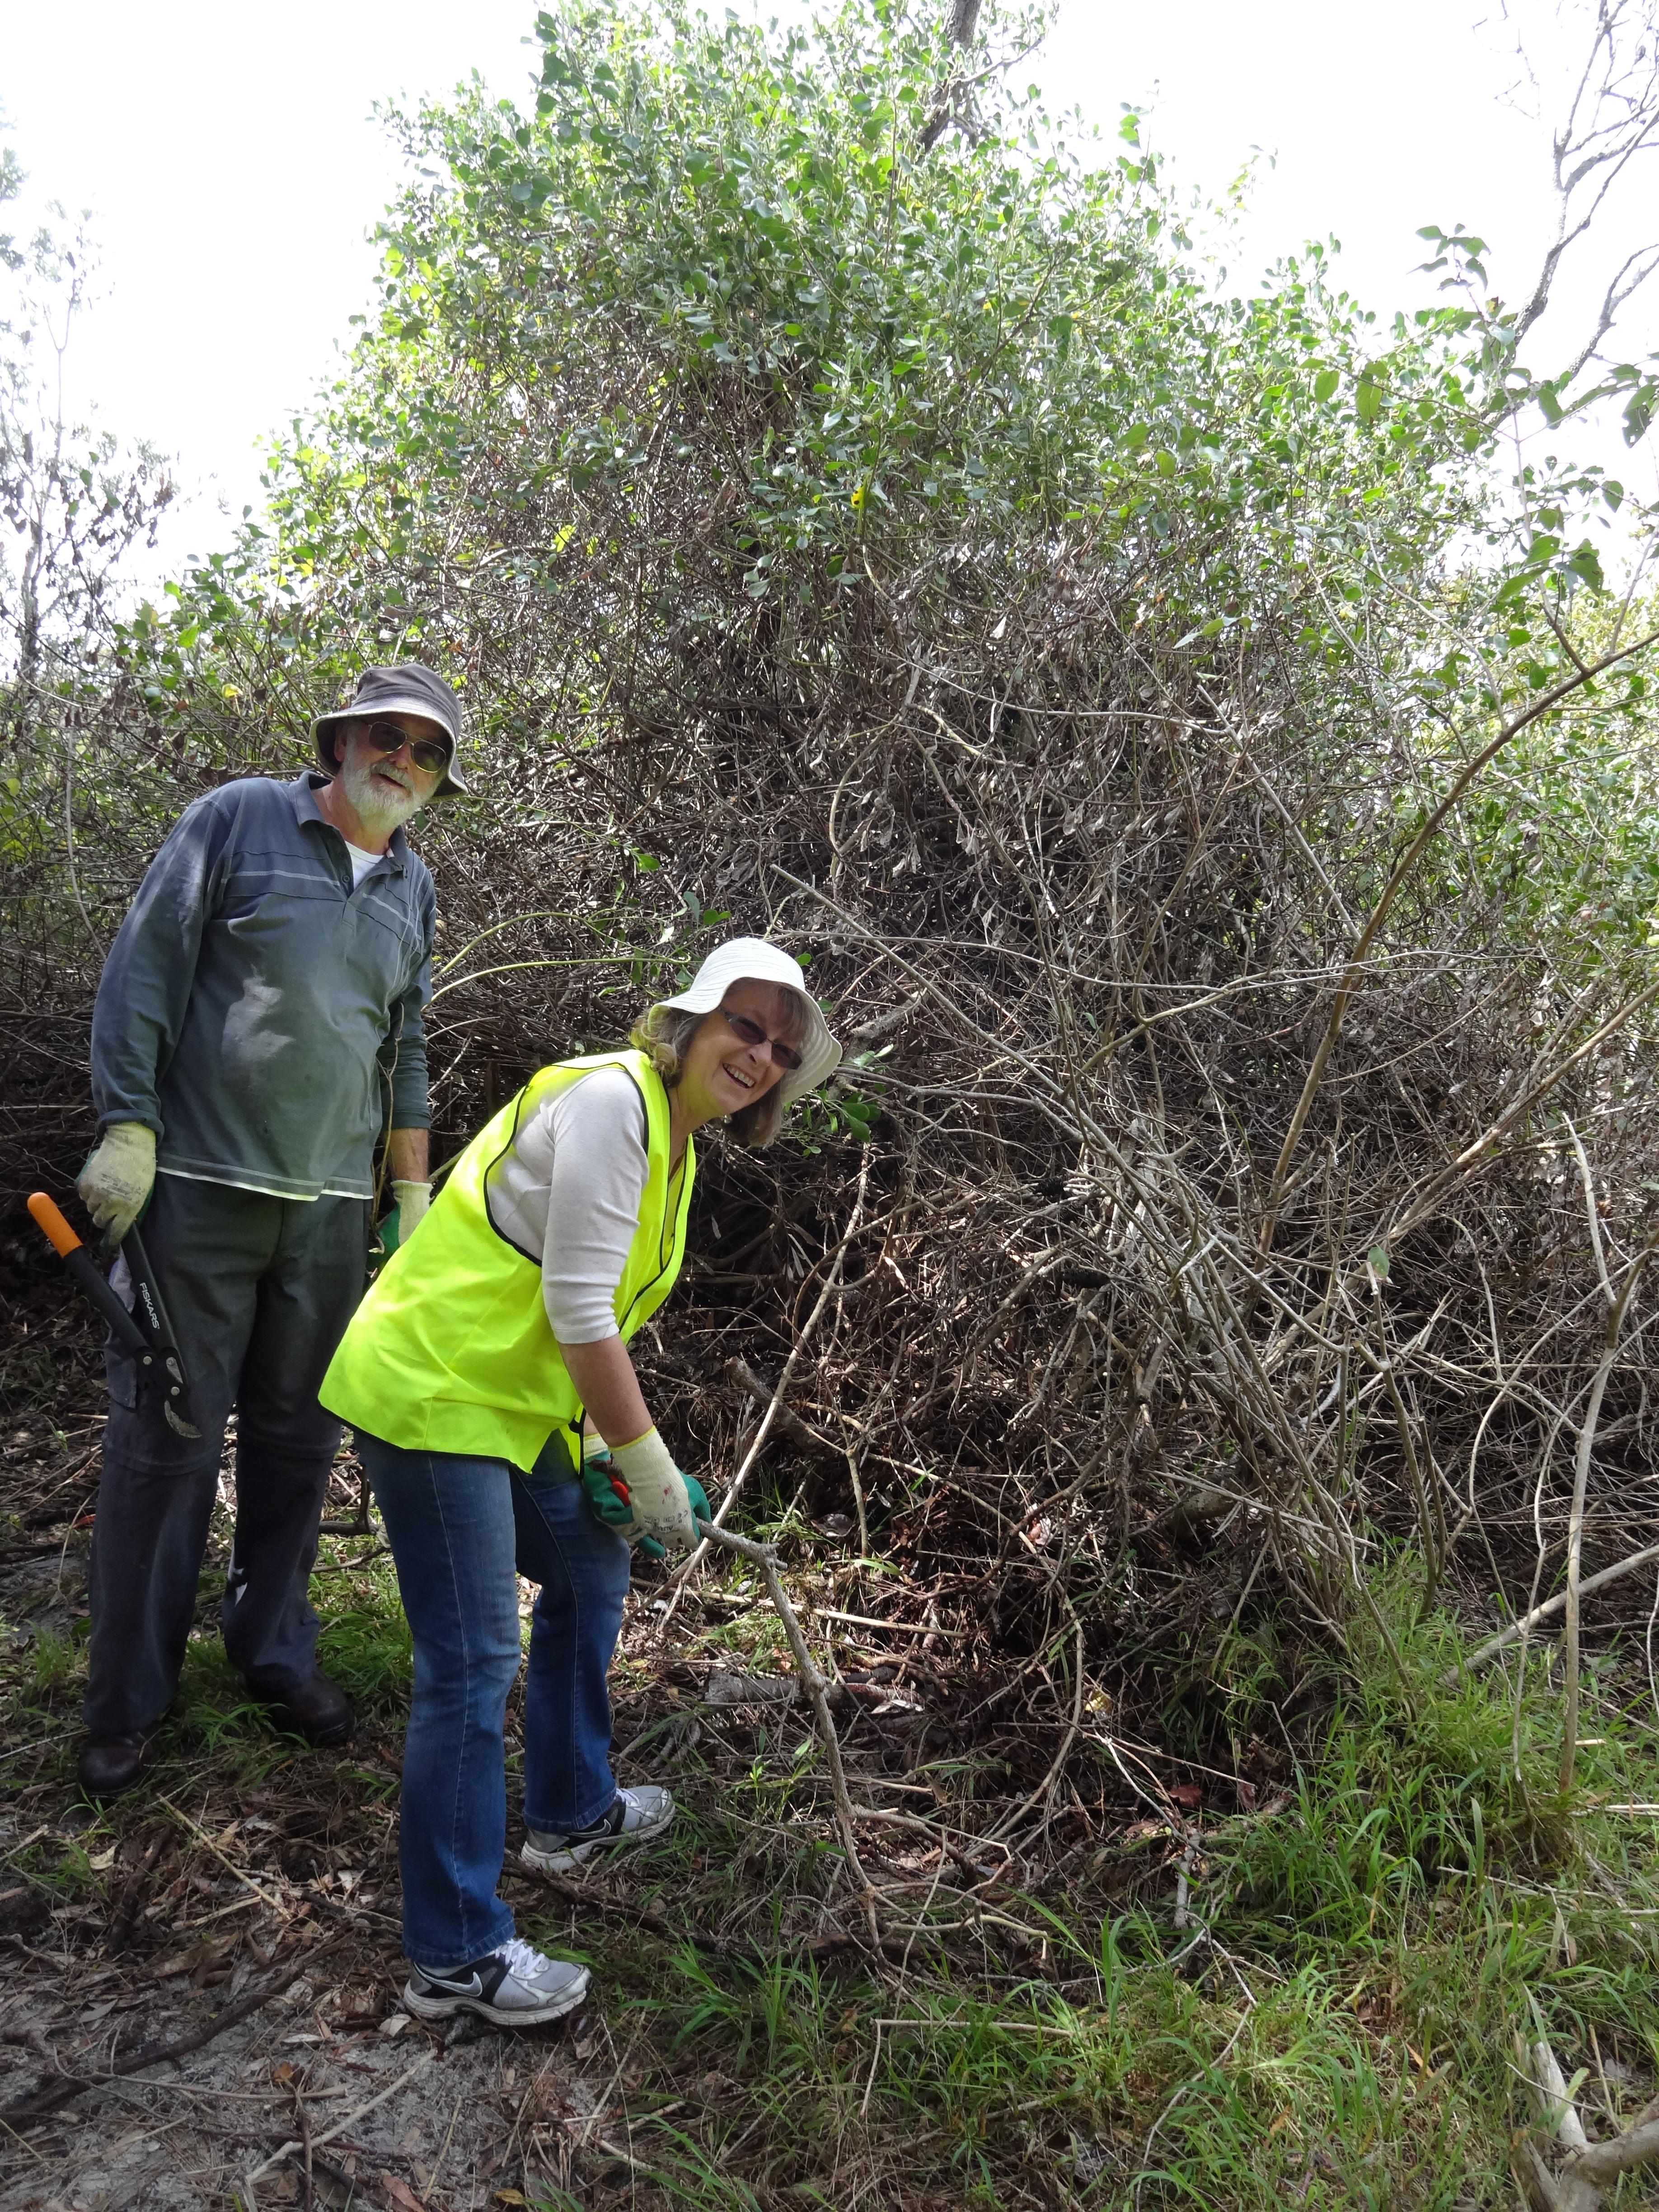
top-left (345, 841), bottom-right (383, 886)
top-left (486, 1065), bottom-right (661, 1343)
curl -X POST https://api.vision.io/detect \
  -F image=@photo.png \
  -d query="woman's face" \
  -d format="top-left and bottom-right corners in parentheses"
top-left (676, 980), bottom-right (801, 1128)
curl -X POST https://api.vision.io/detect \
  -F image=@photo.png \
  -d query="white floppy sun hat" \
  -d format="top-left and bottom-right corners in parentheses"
top-left (652, 937), bottom-right (842, 1106)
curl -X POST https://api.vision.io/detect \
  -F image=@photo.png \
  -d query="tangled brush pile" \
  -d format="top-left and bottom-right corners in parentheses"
top-left (7, 1), bottom-right (1658, 1767)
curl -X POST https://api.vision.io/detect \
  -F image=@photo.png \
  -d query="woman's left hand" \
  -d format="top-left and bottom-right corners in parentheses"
top-left (580, 1451), bottom-right (635, 1530)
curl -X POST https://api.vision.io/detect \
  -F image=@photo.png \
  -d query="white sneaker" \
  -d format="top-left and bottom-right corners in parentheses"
top-left (403, 1936), bottom-right (590, 2027)
top-left (522, 1784), bottom-right (675, 1873)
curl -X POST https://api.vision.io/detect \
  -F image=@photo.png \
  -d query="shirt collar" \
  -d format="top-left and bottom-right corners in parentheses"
top-left (290, 771), bottom-right (408, 869)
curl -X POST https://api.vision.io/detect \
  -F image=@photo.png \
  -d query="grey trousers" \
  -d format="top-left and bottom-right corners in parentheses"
top-left (84, 1173), bottom-right (370, 1738)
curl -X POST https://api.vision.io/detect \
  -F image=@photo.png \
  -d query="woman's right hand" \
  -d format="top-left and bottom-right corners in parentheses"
top-left (579, 1450), bottom-right (637, 1531)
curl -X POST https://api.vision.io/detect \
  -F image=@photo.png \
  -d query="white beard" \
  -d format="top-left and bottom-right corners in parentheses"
top-left (340, 751), bottom-right (423, 837)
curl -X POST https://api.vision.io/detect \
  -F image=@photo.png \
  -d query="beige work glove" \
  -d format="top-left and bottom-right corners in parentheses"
top-left (608, 1429), bottom-right (699, 1554)
top-left (77, 1123), bottom-right (156, 1247)
top-left (392, 1179), bottom-right (431, 1237)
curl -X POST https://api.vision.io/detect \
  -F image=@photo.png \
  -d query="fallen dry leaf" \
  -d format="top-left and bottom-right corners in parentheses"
top-left (145, 1936), bottom-right (232, 1983)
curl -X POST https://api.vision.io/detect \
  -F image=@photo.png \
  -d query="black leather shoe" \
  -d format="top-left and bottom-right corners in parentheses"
top-left (77, 1734), bottom-right (150, 1801)
top-left (258, 1673), bottom-right (354, 1748)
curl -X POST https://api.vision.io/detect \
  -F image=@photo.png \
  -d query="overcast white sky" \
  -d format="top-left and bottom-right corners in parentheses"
top-left (3, 0), bottom-right (1655, 587)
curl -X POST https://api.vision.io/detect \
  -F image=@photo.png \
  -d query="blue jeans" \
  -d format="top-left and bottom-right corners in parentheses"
top-left (356, 1430), bottom-right (631, 1969)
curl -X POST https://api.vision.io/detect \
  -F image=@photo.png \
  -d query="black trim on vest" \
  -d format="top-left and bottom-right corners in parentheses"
top-left (613, 1064), bottom-right (694, 1335)
top-left (481, 1077), bottom-right (545, 1266)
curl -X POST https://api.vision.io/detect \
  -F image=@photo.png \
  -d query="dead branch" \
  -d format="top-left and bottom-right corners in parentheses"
top-left (0, 1933), bottom-right (347, 2123)
top-left (1513, 2023), bottom-right (1659, 2209)
top-left (1462, 1539), bottom-right (1659, 1672)
top-left (695, 1516), bottom-right (878, 1940)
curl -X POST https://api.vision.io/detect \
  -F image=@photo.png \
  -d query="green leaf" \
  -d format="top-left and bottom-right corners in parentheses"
top-left (1565, 540), bottom-right (1605, 593)
top-left (1312, 368), bottom-right (1339, 403)
top-left (1368, 1246), bottom-right (1391, 1282)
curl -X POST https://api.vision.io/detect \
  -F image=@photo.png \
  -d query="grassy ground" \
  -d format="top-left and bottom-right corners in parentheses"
top-left (4, 1423), bottom-right (1659, 2208)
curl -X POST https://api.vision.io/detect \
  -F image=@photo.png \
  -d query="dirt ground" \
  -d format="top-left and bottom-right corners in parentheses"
top-left (0, 1954), bottom-right (609, 2212)
top-left (0, 1496), bottom-right (634, 2212)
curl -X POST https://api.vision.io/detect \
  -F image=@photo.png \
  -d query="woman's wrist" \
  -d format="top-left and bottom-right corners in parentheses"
top-left (609, 1428), bottom-right (676, 1481)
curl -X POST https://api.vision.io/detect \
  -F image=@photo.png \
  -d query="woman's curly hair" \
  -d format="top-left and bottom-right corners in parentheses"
top-left (631, 994), bottom-right (806, 1150)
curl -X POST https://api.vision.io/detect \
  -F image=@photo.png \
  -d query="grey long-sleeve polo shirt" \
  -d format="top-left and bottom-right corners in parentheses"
top-left (90, 772), bottom-right (435, 1202)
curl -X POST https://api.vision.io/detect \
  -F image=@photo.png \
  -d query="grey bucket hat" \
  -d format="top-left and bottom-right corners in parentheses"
top-left (313, 664), bottom-right (469, 798)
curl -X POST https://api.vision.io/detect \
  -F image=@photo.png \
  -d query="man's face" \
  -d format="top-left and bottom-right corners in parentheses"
top-left (337, 712), bottom-right (447, 833)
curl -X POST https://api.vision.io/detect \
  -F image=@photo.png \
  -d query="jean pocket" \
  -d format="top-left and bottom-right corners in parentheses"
top-left (104, 1345), bottom-right (140, 1410)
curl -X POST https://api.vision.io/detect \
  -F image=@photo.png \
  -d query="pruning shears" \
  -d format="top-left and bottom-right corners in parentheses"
top-left (27, 1191), bottom-right (202, 1440)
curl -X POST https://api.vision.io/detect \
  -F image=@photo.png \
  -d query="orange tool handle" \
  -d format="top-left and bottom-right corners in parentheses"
top-left (27, 1189), bottom-right (152, 1359)
top-left (27, 1191), bottom-right (83, 1258)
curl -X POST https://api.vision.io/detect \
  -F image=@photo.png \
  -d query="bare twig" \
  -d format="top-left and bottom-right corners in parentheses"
top-left (1513, 2018), bottom-right (1659, 2209)
top-left (1463, 1541), bottom-right (1659, 1673)
top-left (246, 2053), bottom-right (434, 2184)
top-left (694, 1516), bottom-right (878, 1940)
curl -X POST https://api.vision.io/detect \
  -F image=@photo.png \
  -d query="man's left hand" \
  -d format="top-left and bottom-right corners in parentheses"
top-left (393, 1179), bottom-right (431, 1235)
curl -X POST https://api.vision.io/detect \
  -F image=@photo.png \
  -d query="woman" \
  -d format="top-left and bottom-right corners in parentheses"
top-left (319, 938), bottom-right (841, 2028)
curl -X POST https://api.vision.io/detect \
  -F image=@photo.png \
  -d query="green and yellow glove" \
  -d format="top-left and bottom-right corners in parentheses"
top-left (590, 1431), bottom-right (710, 1559)
top-left (578, 1434), bottom-right (667, 1558)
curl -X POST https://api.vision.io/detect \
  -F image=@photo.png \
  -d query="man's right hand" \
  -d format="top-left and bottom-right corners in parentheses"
top-left (76, 1123), bottom-right (157, 1247)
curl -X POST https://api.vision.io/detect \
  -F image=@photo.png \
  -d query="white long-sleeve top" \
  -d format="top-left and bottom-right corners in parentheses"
top-left (485, 1065), bottom-right (656, 1343)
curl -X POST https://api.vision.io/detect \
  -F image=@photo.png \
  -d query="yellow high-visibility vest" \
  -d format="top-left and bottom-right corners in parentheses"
top-left (319, 1050), bottom-right (694, 1470)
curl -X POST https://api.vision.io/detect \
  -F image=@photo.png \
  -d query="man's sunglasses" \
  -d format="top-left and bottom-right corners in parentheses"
top-left (362, 718), bottom-right (451, 776)
top-left (722, 1008), bottom-right (803, 1072)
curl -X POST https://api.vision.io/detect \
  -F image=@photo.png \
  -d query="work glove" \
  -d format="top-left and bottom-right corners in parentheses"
top-left (76, 1123), bottom-right (156, 1247)
top-left (605, 1429), bottom-right (704, 1557)
top-left (580, 1444), bottom-right (667, 1561)
top-left (378, 1181), bottom-right (431, 1256)
top-left (393, 1179), bottom-right (431, 1239)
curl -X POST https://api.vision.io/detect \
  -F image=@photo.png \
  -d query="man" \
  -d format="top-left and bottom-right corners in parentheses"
top-left (73, 664), bottom-right (467, 1799)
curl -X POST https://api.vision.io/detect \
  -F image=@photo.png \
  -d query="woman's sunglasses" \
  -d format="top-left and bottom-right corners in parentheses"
top-left (362, 718), bottom-right (451, 776)
top-left (721, 1008), bottom-right (803, 1072)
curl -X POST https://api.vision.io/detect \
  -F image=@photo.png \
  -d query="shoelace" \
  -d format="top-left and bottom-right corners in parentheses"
top-left (498, 1935), bottom-right (555, 1980)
